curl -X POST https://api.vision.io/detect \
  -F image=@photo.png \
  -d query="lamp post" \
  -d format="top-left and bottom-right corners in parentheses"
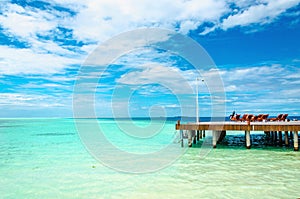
top-left (196, 78), bottom-right (204, 124)
top-left (196, 78), bottom-right (199, 124)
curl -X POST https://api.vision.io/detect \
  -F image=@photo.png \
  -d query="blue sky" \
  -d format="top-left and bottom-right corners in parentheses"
top-left (0, 0), bottom-right (300, 118)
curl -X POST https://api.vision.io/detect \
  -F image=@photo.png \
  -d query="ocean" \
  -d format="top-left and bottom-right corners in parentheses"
top-left (1, 118), bottom-right (300, 198)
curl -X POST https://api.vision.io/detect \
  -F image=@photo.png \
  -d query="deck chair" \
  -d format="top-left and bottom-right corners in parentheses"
top-left (239, 114), bottom-right (248, 122)
top-left (279, 114), bottom-right (288, 121)
top-left (257, 114), bottom-right (269, 122)
top-left (269, 114), bottom-right (283, 121)
top-left (251, 115), bottom-right (259, 122)
top-left (230, 114), bottom-right (241, 121)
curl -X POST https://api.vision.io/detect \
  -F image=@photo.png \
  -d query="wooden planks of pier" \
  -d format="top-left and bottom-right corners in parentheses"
top-left (175, 121), bottom-right (300, 151)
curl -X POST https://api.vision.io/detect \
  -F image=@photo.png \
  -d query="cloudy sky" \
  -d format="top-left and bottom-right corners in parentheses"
top-left (0, 0), bottom-right (300, 118)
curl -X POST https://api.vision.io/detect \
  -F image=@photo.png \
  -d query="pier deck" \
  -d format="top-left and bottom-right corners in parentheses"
top-left (175, 121), bottom-right (300, 150)
top-left (176, 121), bottom-right (300, 131)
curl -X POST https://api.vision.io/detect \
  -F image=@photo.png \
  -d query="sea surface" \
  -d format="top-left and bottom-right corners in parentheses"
top-left (1, 118), bottom-right (300, 198)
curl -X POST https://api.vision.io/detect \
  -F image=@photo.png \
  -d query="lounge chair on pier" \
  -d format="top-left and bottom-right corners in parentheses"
top-left (280, 114), bottom-right (288, 121)
top-left (237, 114), bottom-right (248, 122)
top-left (251, 115), bottom-right (259, 122)
top-left (229, 112), bottom-right (248, 122)
top-left (246, 114), bottom-right (254, 121)
top-left (257, 114), bottom-right (269, 122)
top-left (230, 114), bottom-right (241, 121)
top-left (269, 114), bottom-right (283, 121)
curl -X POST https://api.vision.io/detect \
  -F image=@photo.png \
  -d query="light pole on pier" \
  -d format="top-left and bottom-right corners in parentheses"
top-left (195, 78), bottom-right (204, 124)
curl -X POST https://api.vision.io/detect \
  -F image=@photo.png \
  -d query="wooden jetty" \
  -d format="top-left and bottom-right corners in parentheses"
top-left (175, 121), bottom-right (300, 151)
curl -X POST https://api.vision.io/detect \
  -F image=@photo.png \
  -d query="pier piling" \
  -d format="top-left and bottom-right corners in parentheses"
top-left (218, 130), bottom-right (226, 143)
top-left (265, 131), bottom-right (270, 145)
top-left (294, 131), bottom-right (299, 151)
top-left (279, 131), bottom-right (283, 146)
top-left (245, 131), bottom-right (251, 149)
top-left (271, 131), bottom-right (274, 145)
top-left (180, 130), bottom-right (184, 147)
top-left (284, 131), bottom-right (289, 146)
top-left (188, 130), bottom-right (192, 147)
top-left (193, 130), bottom-right (197, 144)
top-left (212, 131), bottom-right (217, 148)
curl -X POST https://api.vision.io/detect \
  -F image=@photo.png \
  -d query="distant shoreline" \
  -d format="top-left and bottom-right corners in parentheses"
top-left (1, 116), bottom-right (300, 122)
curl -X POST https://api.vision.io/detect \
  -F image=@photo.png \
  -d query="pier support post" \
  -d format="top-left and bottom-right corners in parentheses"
top-left (284, 131), bottom-right (289, 146)
top-left (278, 131), bottom-right (283, 146)
top-left (197, 130), bottom-right (200, 141)
top-left (293, 131), bottom-right (299, 151)
top-left (203, 130), bottom-right (205, 138)
top-left (180, 130), bottom-right (184, 148)
top-left (188, 130), bottom-right (192, 147)
top-left (193, 130), bottom-right (197, 144)
top-left (245, 131), bottom-right (251, 149)
top-left (218, 131), bottom-right (226, 143)
top-left (199, 130), bottom-right (202, 139)
top-left (212, 131), bottom-right (217, 148)
top-left (274, 131), bottom-right (278, 145)
top-left (265, 131), bottom-right (270, 145)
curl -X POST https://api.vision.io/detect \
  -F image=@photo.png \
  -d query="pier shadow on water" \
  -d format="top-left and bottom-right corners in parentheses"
top-left (188, 133), bottom-right (299, 152)
top-left (216, 133), bottom-right (298, 151)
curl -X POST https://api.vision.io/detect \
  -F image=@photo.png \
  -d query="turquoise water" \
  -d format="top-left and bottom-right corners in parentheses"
top-left (1, 118), bottom-right (300, 198)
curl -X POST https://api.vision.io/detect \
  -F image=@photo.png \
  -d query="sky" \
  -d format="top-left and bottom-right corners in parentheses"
top-left (0, 0), bottom-right (300, 118)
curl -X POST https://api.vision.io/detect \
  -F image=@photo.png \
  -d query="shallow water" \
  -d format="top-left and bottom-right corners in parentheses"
top-left (0, 118), bottom-right (300, 198)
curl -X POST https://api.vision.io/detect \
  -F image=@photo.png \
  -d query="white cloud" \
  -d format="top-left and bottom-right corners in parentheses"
top-left (222, 63), bottom-right (300, 115)
top-left (229, 64), bottom-right (283, 79)
top-left (57, 0), bottom-right (229, 41)
top-left (28, 75), bottom-right (77, 83)
top-left (19, 82), bottom-right (71, 91)
top-left (0, 45), bottom-right (77, 75)
top-left (0, 0), bottom-right (299, 76)
top-left (225, 85), bottom-right (238, 92)
top-left (0, 93), bottom-right (68, 107)
top-left (221, 0), bottom-right (300, 30)
top-left (0, 2), bottom-right (85, 75)
top-left (117, 63), bottom-right (194, 94)
top-left (0, 4), bottom-right (56, 38)
top-left (0, 1), bottom-right (300, 117)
